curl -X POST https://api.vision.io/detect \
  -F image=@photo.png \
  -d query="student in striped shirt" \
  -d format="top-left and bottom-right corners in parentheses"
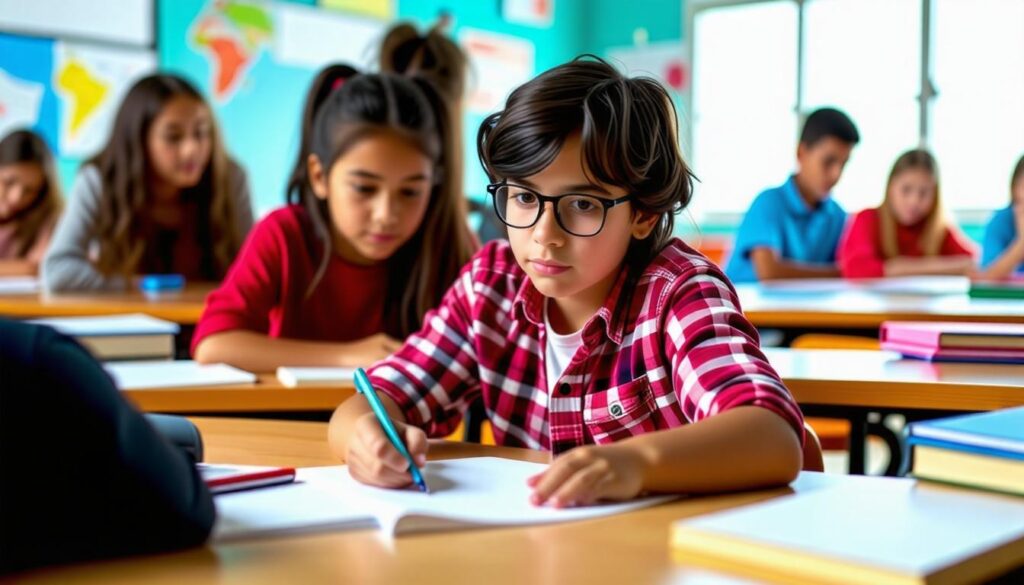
top-left (329, 56), bottom-right (805, 507)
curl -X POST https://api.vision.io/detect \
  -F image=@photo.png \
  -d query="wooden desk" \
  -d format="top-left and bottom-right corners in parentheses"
top-left (767, 347), bottom-right (1024, 475)
top-left (766, 348), bottom-right (1024, 412)
top-left (4, 418), bottom-right (900, 585)
top-left (736, 284), bottom-right (1024, 329)
top-left (123, 375), bottom-right (355, 415)
top-left (124, 350), bottom-right (1024, 416)
top-left (0, 285), bottom-right (214, 324)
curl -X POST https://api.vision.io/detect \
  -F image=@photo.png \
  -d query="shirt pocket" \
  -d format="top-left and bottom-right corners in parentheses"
top-left (582, 376), bottom-right (656, 445)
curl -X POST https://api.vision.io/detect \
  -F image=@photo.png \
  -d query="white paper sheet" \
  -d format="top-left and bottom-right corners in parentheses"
top-left (105, 360), bottom-right (256, 390)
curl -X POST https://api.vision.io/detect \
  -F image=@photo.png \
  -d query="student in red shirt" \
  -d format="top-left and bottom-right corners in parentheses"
top-left (191, 72), bottom-right (476, 371)
top-left (838, 149), bottom-right (975, 278)
top-left (329, 57), bottom-right (805, 506)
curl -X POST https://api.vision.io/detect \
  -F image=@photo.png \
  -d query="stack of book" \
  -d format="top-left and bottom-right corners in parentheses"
top-left (29, 313), bottom-right (179, 361)
top-left (880, 320), bottom-right (1024, 363)
top-left (908, 407), bottom-right (1024, 497)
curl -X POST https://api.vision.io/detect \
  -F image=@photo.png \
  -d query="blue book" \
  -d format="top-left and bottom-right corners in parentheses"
top-left (909, 407), bottom-right (1024, 457)
top-left (907, 436), bottom-right (1024, 462)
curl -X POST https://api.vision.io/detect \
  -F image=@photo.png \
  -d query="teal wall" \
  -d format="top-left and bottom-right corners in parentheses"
top-left (585, 0), bottom-right (683, 52)
top-left (156, 0), bottom-right (590, 213)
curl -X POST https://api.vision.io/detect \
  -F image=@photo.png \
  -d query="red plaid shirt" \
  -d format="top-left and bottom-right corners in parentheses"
top-left (369, 240), bottom-right (804, 454)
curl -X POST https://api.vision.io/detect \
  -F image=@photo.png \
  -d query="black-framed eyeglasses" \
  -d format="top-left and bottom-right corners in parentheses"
top-left (487, 182), bottom-right (632, 238)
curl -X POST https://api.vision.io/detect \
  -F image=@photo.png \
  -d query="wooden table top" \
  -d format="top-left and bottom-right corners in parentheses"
top-left (0, 285), bottom-right (214, 324)
top-left (5, 418), bottom-right (866, 585)
top-left (765, 348), bottom-right (1024, 411)
top-left (123, 375), bottom-right (356, 414)
top-left (736, 283), bottom-right (1024, 328)
top-left (122, 349), bottom-right (1024, 415)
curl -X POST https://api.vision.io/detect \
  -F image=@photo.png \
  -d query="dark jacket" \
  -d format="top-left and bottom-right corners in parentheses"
top-left (0, 319), bottom-right (214, 573)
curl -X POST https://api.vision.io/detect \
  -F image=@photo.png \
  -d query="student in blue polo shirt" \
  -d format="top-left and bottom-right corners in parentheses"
top-left (981, 154), bottom-right (1024, 279)
top-left (726, 108), bottom-right (859, 283)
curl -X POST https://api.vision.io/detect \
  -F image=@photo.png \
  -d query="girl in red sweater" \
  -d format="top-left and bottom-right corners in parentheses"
top-left (191, 72), bottom-right (476, 371)
top-left (838, 149), bottom-right (975, 278)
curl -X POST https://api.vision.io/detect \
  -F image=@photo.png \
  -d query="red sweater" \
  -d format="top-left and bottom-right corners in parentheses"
top-left (837, 208), bottom-right (975, 278)
top-left (191, 205), bottom-right (388, 353)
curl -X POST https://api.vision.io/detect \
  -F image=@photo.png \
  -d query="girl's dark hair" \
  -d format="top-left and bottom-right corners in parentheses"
top-left (87, 74), bottom-right (243, 279)
top-left (0, 129), bottom-right (63, 257)
top-left (380, 21), bottom-right (468, 226)
top-left (1011, 154), bottom-right (1024, 196)
top-left (799, 107), bottom-right (860, 147)
top-left (379, 21), bottom-right (467, 103)
top-left (478, 55), bottom-right (695, 302)
top-left (286, 64), bottom-right (359, 205)
top-left (306, 73), bottom-right (475, 337)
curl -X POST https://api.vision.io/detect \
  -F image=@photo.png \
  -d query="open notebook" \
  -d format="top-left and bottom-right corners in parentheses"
top-left (213, 457), bottom-right (674, 541)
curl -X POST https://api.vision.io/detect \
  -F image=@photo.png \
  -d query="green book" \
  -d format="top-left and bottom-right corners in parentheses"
top-left (969, 281), bottom-right (1024, 299)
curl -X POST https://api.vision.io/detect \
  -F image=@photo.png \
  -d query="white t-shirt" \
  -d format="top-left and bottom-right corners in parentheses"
top-left (544, 300), bottom-right (585, 393)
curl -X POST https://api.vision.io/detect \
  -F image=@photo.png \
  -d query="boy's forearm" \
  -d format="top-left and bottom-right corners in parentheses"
top-left (751, 248), bottom-right (840, 280)
top-left (980, 239), bottom-right (1024, 280)
top-left (884, 255), bottom-right (974, 277)
top-left (619, 406), bottom-right (802, 494)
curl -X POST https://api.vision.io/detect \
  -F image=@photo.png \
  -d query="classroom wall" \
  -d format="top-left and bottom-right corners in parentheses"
top-left (585, 0), bottom-right (683, 53)
top-left (396, 0), bottom-right (588, 206)
top-left (1, 0), bottom-right (590, 217)
top-left (161, 0), bottom-right (592, 214)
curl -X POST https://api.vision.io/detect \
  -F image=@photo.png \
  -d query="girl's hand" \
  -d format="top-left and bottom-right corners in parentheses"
top-left (527, 444), bottom-right (649, 508)
top-left (341, 333), bottom-right (403, 366)
top-left (346, 412), bottom-right (428, 488)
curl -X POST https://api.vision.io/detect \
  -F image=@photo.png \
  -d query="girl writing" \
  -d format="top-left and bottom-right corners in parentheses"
top-left (192, 73), bottom-right (476, 371)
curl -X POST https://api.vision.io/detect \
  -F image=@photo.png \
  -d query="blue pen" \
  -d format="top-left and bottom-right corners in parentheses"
top-left (353, 368), bottom-right (430, 493)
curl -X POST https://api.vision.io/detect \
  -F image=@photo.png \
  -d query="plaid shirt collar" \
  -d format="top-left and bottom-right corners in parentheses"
top-left (510, 262), bottom-right (629, 345)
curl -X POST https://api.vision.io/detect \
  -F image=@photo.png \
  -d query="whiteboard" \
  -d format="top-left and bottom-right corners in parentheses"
top-left (0, 0), bottom-right (153, 47)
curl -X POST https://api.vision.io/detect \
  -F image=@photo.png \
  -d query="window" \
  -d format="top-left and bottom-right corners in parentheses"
top-left (690, 2), bottom-right (797, 221)
top-left (931, 0), bottom-right (1024, 211)
top-left (685, 0), bottom-right (1024, 219)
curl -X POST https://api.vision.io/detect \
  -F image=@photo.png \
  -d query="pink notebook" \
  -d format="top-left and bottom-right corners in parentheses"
top-left (880, 339), bottom-right (1024, 363)
top-left (881, 321), bottom-right (1024, 350)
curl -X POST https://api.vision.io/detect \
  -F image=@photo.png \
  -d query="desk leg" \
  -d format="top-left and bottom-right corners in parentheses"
top-left (847, 414), bottom-right (867, 475)
top-left (867, 419), bottom-right (904, 477)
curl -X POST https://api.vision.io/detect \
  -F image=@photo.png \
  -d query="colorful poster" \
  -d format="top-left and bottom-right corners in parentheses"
top-left (188, 0), bottom-right (276, 102)
top-left (607, 41), bottom-right (690, 93)
top-left (0, 33), bottom-right (153, 158)
top-left (460, 28), bottom-right (535, 114)
top-left (162, 0), bottom-right (384, 215)
top-left (502, 0), bottom-right (554, 28)
top-left (0, 33), bottom-right (58, 149)
top-left (320, 0), bottom-right (393, 21)
top-left (53, 43), bottom-right (156, 157)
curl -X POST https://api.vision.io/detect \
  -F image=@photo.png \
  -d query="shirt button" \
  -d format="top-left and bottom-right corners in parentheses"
top-left (558, 383), bottom-right (571, 396)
